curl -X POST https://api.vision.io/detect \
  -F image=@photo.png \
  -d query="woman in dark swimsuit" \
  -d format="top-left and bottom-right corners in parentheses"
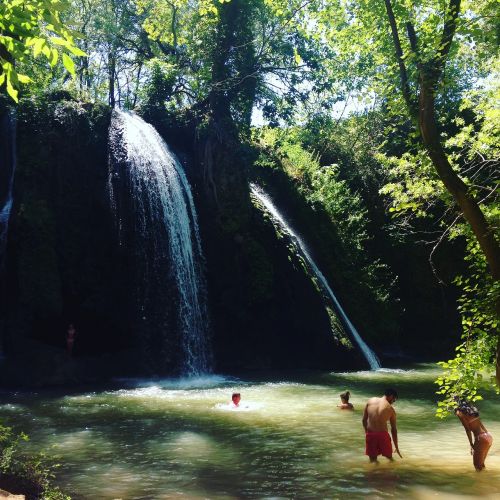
top-left (454, 399), bottom-right (493, 471)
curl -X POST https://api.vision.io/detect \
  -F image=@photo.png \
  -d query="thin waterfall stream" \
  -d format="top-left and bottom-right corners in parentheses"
top-left (250, 183), bottom-right (381, 370)
top-left (0, 109), bottom-right (16, 360)
top-left (109, 110), bottom-right (212, 376)
top-left (0, 110), bottom-right (16, 267)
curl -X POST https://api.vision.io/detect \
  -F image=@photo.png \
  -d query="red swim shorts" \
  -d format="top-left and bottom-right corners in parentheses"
top-left (365, 431), bottom-right (392, 458)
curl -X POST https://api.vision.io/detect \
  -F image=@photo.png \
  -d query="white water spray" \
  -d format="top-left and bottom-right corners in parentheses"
top-left (250, 183), bottom-right (380, 370)
top-left (112, 110), bottom-right (212, 375)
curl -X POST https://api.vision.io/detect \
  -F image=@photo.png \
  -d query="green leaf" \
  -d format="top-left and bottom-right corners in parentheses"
top-left (67, 45), bottom-right (87, 57)
top-left (16, 73), bottom-right (31, 84)
top-left (62, 52), bottom-right (75, 75)
top-left (49, 48), bottom-right (58, 66)
top-left (6, 79), bottom-right (18, 102)
top-left (33, 38), bottom-right (44, 58)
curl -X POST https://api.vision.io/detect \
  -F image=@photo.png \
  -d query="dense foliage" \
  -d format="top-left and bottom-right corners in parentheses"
top-left (255, 126), bottom-right (394, 305)
top-left (0, 0), bottom-right (85, 101)
top-left (0, 424), bottom-right (69, 499)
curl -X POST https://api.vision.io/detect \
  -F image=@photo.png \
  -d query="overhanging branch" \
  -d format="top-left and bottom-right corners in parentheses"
top-left (383, 0), bottom-right (417, 118)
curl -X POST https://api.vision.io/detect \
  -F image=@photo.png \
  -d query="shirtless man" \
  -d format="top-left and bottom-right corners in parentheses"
top-left (362, 388), bottom-right (402, 462)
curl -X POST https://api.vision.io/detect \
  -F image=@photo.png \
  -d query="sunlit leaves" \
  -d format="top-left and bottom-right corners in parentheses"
top-left (359, 2), bottom-right (500, 413)
top-left (378, 150), bottom-right (445, 217)
top-left (435, 237), bottom-right (500, 418)
top-left (446, 61), bottom-right (500, 165)
top-left (0, 0), bottom-right (85, 101)
top-left (319, 0), bottom-right (499, 120)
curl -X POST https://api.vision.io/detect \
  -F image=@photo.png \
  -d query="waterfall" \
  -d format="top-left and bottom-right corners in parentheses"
top-left (0, 109), bottom-right (15, 361)
top-left (250, 183), bottom-right (381, 370)
top-left (110, 110), bottom-right (212, 376)
top-left (0, 110), bottom-right (16, 267)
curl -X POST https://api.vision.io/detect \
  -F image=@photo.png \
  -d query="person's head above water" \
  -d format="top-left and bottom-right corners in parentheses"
top-left (454, 398), bottom-right (479, 417)
top-left (340, 391), bottom-right (350, 403)
top-left (384, 388), bottom-right (398, 404)
top-left (232, 393), bottom-right (241, 406)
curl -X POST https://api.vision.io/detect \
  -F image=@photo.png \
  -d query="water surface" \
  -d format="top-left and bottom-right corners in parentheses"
top-left (0, 365), bottom-right (499, 498)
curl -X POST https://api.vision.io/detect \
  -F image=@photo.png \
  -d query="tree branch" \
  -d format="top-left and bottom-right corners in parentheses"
top-left (431, 0), bottom-right (461, 84)
top-left (383, 0), bottom-right (417, 118)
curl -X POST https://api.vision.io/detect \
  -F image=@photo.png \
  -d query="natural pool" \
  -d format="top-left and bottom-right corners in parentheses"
top-left (0, 364), bottom-right (499, 499)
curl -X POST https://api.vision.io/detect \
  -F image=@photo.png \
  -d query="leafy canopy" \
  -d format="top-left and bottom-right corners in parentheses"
top-left (0, 0), bottom-right (85, 101)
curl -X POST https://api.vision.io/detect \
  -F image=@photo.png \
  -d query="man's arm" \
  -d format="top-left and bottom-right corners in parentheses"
top-left (389, 410), bottom-right (402, 458)
top-left (362, 404), bottom-right (369, 432)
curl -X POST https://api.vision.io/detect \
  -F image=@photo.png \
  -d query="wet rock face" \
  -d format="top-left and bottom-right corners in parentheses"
top-left (0, 486), bottom-right (26, 499)
top-left (1, 98), bottom-right (364, 387)
top-left (1, 98), bottom-right (141, 380)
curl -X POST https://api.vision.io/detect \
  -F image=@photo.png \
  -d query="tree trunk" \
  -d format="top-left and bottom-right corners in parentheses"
top-left (108, 53), bottom-right (116, 108)
top-left (384, 0), bottom-right (500, 386)
top-left (418, 83), bottom-right (500, 281)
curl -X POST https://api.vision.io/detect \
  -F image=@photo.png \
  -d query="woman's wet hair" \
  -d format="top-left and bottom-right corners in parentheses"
top-left (454, 398), bottom-right (479, 417)
top-left (340, 391), bottom-right (350, 402)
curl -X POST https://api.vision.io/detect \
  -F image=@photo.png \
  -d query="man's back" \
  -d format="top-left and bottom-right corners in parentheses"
top-left (364, 396), bottom-right (395, 432)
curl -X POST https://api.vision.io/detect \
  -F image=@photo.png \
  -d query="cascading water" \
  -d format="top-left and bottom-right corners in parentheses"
top-left (109, 110), bottom-right (212, 376)
top-left (0, 109), bottom-right (16, 361)
top-left (0, 110), bottom-right (16, 267)
top-left (250, 183), bottom-right (381, 370)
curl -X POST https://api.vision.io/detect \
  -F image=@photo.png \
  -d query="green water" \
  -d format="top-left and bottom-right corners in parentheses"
top-left (0, 364), bottom-right (499, 499)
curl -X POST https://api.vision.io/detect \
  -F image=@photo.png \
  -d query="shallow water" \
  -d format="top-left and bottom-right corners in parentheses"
top-left (0, 364), bottom-right (499, 499)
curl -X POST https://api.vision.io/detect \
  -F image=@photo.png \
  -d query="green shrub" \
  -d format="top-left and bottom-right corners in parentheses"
top-left (0, 424), bottom-right (70, 500)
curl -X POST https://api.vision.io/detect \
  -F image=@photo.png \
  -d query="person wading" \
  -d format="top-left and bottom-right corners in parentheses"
top-left (362, 388), bottom-right (402, 462)
top-left (454, 399), bottom-right (493, 471)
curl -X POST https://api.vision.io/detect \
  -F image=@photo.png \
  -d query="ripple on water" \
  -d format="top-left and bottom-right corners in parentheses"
top-left (114, 374), bottom-right (239, 390)
top-left (0, 366), bottom-right (499, 498)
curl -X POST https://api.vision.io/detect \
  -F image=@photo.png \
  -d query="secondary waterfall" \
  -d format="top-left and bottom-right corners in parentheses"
top-left (110, 110), bottom-right (212, 376)
top-left (250, 184), bottom-right (380, 370)
top-left (0, 110), bottom-right (16, 267)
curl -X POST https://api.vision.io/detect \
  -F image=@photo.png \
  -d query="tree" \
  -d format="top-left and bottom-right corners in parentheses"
top-left (382, 0), bottom-right (500, 282)
top-left (319, 0), bottom-right (499, 390)
top-left (0, 0), bottom-right (85, 101)
top-left (73, 0), bottom-right (153, 107)
top-left (381, 0), bottom-right (500, 387)
top-left (136, 0), bottom-right (335, 206)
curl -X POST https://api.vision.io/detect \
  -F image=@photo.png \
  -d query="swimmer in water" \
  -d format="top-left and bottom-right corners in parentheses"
top-left (231, 393), bottom-right (241, 408)
top-left (337, 391), bottom-right (354, 410)
top-left (454, 398), bottom-right (493, 471)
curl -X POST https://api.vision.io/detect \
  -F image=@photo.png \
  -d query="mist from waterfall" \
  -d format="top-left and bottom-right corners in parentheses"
top-left (250, 183), bottom-right (381, 370)
top-left (110, 110), bottom-right (212, 376)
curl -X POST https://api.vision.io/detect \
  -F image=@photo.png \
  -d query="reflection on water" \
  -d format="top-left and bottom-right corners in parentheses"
top-left (0, 364), bottom-right (499, 499)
